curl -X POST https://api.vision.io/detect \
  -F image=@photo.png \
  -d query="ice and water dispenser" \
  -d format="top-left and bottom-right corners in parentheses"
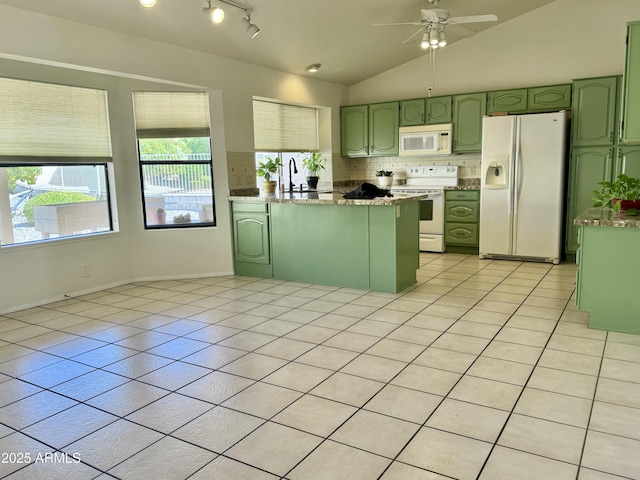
top-left (484, 153), bottom-right (509, 188)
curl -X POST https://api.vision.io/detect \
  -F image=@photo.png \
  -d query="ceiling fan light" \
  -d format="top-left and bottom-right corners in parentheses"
top-left (139, 0), bottom-right (156, 7)
top-left (429, 29), bottom-right (439, 45)
top-left (420, 32), bottom-right (430, 49)
top-left (438, 31), bottom-right (447, 47)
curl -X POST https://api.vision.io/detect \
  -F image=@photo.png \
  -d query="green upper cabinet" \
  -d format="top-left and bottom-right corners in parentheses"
top-left (565, 147), bottom-right (613, 254)
top-left (341, 102), bottom-right (399, 157)
top-left (572, 76), bottom-right (619, 147)
top-left (620, 21), bottom-right (640, 144)
top-left (426, 96), bottom-right (452, 124)
top-left (452, 93), bottom-right (487, 153)
top-left (340, 105), bottom-right (368, 157)
top-left (527, 84), bottom-right (572, 112)
top-left (369, 101), bottom-right (400, 156)
top-left (400, 98), bottom-right (425, 126)
top-left (487, 89), bottom-right (528, 114)
top-left (615, 145), bottom-right (640, 178)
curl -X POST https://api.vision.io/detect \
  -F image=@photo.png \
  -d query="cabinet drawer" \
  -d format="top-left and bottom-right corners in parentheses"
top-left (232, 202), bottom-right (269, 213)
top-left (445, 190), bottom-right (479, 201)
top-left (445, 223), bottom-right (478, 246)
top-left (445, 201), bottom-right (479, 222)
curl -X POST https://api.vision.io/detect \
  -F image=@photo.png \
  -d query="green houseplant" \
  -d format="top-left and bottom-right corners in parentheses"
top-left (592, 174), bottom-right (640, 214)
top-left (376, 170), bottom-right (394, 188)
top-left (301, 152), bottom-right (326, 190)
top-left (256, 157), bottom-right (282, 194)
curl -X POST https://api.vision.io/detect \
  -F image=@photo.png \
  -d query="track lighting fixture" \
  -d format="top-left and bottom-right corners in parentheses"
top-left (202, 0), bottom-right (260, 38)
top-left (202, 1), bottom-right (225, 23)
top-left (244, 13), bottom-right (260, 38)
top-left (139, 0), bottom-right (156, 7)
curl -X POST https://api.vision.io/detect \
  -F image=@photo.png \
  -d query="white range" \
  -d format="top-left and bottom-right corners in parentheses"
top-left (391, 165), bottom-right (458, 252)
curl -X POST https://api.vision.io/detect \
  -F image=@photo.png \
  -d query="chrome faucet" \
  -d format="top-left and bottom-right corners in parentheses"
top-left (288, 158), bottom-right (298, 192)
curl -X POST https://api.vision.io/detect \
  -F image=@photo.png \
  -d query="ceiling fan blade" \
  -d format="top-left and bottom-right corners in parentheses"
top-left (402, 28), bottom-right (425, 45)
top-left (448, 14), bottom-right (498, 24)
top-left (373, 21), bottom-right (424, 27)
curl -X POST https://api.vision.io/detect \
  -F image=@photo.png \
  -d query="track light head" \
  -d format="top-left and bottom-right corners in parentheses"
top-left (244, 15), bottom-right (260, 38)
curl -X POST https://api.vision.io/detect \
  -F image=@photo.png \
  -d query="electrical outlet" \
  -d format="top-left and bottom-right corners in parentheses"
top-left (81, 264), bottom-right (91, 278)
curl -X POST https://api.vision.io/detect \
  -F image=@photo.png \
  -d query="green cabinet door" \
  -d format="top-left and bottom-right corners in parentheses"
top-left (621, 21), bottom-right (640, 144)
top-left (369, 101), bottom-right (399, 156)
top-left (452, 93), bottom-right (487, 152)
top-left (233, 213), bottom-right (270, 264)
top-left (400, 99), bottom-right (425, 126)
top-left (615, 146), bottom-right (640, 177)
top-left (487, 89), bottom-right (528, 114)
top-left (341, 105), bottom-right (368, 157)
top-left (565, 147), bottom-right (613, 254)
top-left (426, 96), bottom-right (452, 124)
top-left (572, 76), bottom-right (619, 147)
top-left (528, 84), bottom-right (572, 111)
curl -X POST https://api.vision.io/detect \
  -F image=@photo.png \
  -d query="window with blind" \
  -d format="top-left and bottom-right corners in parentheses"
top-left (133, 91), bottom-right (215, 228)
top-left (0, 77), bottom-right (114, 246)
top-left (253, 99), bottom-right (320, 192)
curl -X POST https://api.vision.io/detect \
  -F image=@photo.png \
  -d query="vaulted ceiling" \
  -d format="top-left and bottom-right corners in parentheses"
top-left (0, 0), bottom-right (556, 85)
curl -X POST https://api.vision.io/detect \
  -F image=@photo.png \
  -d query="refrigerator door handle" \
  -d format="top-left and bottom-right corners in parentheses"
top-left (512, 118), bottom-right (523, 255)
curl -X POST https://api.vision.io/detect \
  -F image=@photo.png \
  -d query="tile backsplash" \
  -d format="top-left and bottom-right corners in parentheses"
top-left (227, 151), bottom-right (481, 191)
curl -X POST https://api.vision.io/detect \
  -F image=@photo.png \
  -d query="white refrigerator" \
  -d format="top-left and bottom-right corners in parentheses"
top-left (479, 111), bottom-right (568, 264)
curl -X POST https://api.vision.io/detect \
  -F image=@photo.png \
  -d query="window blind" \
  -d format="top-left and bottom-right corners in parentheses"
top-left (253, 100), bottom-right (319, 152)
top-left (133, 91), bottom-right (211, 138)
top-left (0, 77), bottom-right (112, 161)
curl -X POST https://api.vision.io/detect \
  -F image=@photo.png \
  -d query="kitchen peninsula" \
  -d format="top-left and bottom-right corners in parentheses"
top-left (574, 208), bottom-right (640, 334)
top-left (229, 191), bottom-right (427, 293)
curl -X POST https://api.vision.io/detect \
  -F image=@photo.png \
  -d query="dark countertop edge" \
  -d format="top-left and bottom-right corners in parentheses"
top-left (574, 207), bottom-right (640, 228)
top-left (228, 192), bottom-right (429, 206)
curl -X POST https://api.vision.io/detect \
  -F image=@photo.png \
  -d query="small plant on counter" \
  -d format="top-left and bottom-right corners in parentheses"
top-left (592, 173), bottom-right (640, 215)
top-left (376, 170), bottom-right (394, 189)
top-left (256, 157), bottom-right (282, 194)
top-left (301, 152), bottom-right (327, 177)
top-left (256, 157), bottom-right (282, 181)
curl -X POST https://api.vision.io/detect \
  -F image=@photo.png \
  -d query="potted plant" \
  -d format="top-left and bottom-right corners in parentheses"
top-left (256, 157), bottom-right (282, 194)
top-left (376, 170), bottom-right (394, 189)
top-left (301, 152), bottom-right (326, 190)
top-left (592, 173), bottom-right (640, 214)
top-left (152, 207), bottom-right (166, 224)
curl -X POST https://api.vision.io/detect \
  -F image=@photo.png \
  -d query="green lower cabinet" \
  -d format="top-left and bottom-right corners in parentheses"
top-left (270, 202), bottom-right (418, 293)
top-left (444, 190), bottom-right (480, 253)
top-left (565, 147), bottom-right (613, 255)
top-left (231, 202), bottom-right (273, 277)
top-left (527, 84), bottom-right (572, 111)
top-left (577, 225), bottom-right (640, 334)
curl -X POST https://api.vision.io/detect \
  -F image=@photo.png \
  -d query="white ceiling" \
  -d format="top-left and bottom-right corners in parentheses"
top-left (0, 0), bottom-right (556, 85)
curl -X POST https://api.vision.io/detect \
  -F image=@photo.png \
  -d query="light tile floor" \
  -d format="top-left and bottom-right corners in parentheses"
top-left (1, 253), bottom-right (639, 479)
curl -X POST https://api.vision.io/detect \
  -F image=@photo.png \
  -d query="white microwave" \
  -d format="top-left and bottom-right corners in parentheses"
top-left (399, 123), bottom-right (453, 156)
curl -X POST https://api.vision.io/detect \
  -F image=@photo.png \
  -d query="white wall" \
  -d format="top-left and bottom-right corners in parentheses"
top-left (0, 5), bottom-right (348, 313)
top-left (349, 0), bottom-right (640, 103)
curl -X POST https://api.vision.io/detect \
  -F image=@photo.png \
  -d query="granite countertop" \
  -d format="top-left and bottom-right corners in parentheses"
top-left (228, 191), bottom-right (429, 206)
top-left (574, 208), bottom-right (640, 228)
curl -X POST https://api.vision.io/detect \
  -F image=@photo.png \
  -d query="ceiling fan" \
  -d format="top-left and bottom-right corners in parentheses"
top-left (375, 0), bottom-right (498, 48)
